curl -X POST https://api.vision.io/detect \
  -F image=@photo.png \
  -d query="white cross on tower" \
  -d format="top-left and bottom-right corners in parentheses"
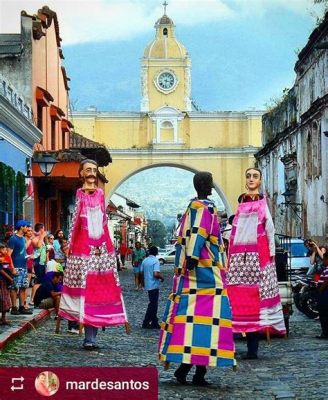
top-left (163, 1), bottom-right (168, 15)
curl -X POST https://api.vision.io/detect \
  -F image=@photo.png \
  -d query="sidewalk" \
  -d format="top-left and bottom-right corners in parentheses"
top-left (0, 261), bottom-right (132, 352)
top-left (0, 307), bottom-right (53, 351)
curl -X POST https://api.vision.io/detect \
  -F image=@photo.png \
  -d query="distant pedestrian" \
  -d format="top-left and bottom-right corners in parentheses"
top-left (140, 246), bottom-right (164, 329)
top-left (316, 252), bottom-right (328, 339)
top-left (132, 241), bottom-right (146, 290)
top-left (119, 241), bottom-right (128, 268)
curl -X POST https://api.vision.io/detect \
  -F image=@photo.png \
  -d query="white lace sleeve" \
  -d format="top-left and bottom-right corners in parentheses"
top-left (265, 203), bottom-right (275, 257)
top-left (68, 195), bottom-right (81, 251)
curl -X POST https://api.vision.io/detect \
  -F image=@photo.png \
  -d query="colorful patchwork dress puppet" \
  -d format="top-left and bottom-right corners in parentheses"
top-left (158, 172), bottom-right (236, 385)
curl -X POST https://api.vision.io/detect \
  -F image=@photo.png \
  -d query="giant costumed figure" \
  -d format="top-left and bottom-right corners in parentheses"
top-left (59, 159), bottom-right (128, 349)
top-left (158, 171), bottom-right (236, 386)
top-left (227, 167), bottom-right (286, 359)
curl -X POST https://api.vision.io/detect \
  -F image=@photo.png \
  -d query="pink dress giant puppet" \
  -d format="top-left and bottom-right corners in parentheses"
top-left (59, 188), bottom-right (128, 328)
top-left (227, 193), bottom-right (286, 336)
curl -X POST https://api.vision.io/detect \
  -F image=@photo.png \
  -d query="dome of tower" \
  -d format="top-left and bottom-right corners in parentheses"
top-left (156, 14), bottom-right (173, 25)
top-left (143, 13), bottom-right (188, 59)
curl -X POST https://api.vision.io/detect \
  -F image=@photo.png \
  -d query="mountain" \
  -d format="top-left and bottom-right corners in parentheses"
top-left (115, 167), bottom-right (224, 229)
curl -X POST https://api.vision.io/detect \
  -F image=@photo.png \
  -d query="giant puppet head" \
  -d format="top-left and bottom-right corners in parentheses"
top-left (193, 171), bottom-right (213, 200)
top-left (79, 159), bottom-right (98, 191)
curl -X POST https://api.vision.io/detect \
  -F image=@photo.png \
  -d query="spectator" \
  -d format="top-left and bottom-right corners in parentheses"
top-left (140, 246), bottom-right (164, 329)
top-left (30, 223), bottom-right (47, 306)
top-left (307, 241), bottom-right (326, 279)
top-left (316, 252), bottom-right (328, 339)
top-left (132, 241), bottom-right (146, 290)
top-left (34, 272), bottom-right (63, 318)
top-left (58, 238), bottom-right (69, 268)
top-left (46, 234), bottom-right (55, 262)
top-left (7, 220), bottom-right (33, 315)
top-left (0, 242), bottom-right (16, 324)
top-left (53, 229), bottom-right (65, 259)
top-left (24, 226), bottom-right (35, 306)
top-left (222, 214), bottom-right (235, 256)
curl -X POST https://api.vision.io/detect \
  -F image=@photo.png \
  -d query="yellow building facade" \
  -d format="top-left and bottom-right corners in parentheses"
top-left (72, 12), bottom-right (263, 213)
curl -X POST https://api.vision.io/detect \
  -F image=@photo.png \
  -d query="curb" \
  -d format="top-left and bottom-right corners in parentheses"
top-left (0, 309), bottom-right (53, 351)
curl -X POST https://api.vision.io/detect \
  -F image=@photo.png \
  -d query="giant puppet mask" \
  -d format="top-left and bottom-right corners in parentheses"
top-left (80, 160), bottom-right (98, 192)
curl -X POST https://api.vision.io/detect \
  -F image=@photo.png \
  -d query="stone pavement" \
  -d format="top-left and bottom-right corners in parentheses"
top-left (0, 263), bottom-right (327, 399)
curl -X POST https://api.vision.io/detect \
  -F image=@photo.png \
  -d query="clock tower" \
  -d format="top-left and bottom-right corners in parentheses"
top-left (141, 7), bottom-right (192, 113)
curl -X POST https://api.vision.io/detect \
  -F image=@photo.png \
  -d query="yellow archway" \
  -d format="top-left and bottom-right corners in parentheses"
top-left (108, 162), bottom-right (231, 214)
top-left (103, 147), bottom-right (258, 214)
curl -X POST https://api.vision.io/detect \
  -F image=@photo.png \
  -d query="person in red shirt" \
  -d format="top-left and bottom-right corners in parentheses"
top-left (0, 243), bottom-right (17, 325)
top-left (119, 241), bottom-right (128, 268)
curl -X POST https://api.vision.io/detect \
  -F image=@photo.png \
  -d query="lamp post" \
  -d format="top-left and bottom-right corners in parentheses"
top-left (34, 153), bottom-right (58, 177)
top-left (33, 153), bottom-right (58, 226)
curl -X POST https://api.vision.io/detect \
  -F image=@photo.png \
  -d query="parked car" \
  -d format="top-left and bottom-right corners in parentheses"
top-left (280, 238), bottom-right (311, 274)
top-left (157, 249), bottom-right (176, 265)
top-left (157, 248), bottom-right (167, 256)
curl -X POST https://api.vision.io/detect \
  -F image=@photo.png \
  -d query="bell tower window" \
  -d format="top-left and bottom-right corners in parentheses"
top-left (163, 28), bottom-right (168, 36)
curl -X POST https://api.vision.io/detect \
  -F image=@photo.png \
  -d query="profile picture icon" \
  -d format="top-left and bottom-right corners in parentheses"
top-left (35, 371), bottom-right (60, 397)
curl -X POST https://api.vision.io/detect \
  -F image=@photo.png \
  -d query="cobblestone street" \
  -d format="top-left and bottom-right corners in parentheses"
top-left (0, 264), bottom-right (327, 400)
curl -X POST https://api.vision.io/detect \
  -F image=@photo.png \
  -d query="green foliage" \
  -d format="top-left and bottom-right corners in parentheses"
top-left (0, 162), bottom-right (26, 222)
top-left (264, 88), bottom-right (290, 112)
top-left (147, 219), bottom-right (167, 248)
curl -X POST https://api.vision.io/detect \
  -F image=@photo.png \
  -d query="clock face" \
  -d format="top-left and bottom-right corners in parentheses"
top-left (158, 72), bottom-right (175, 90)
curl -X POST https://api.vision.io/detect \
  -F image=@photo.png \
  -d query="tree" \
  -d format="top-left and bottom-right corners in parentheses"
top-left (147, 220), bottom-right (167, 248)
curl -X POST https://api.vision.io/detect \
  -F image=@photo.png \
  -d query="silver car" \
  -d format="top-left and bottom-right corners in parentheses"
top-left (281, 238), bottom-right (311, 274)
top-left (157, 249), bottom-right (176, 265)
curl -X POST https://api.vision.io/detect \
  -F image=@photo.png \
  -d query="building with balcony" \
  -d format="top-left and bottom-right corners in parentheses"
top-left (255, 12), bottom-right (328, 242)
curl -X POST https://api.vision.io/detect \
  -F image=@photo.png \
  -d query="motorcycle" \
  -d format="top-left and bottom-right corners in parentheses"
top-left (292, 276), bottom-right (319, 319)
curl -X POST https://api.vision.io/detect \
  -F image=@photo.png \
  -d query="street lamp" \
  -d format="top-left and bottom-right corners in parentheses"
top-left (33, 153), bottom-right (58, 228)
top-left (34, 152), bottom-right (58, 177)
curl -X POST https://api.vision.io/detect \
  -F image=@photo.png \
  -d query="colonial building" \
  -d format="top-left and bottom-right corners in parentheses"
top-left (108, 193), bottom-right (147, 248)
top-left (72, 9), bottom-right (263, 213)
top-left (0, 6), bottom-right (112, 233)
top-left (255, 12), bottom-right (328, 242)
top-left (0, 74), bottom-right (42, 231)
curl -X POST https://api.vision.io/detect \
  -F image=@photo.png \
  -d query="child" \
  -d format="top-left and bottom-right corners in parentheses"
top-left (316, 252), bottom-right (328, 339)
top-left (0, 243), bottom-right (17, 325)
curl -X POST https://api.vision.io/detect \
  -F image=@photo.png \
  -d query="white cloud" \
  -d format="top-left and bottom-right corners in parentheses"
top-left (229, 0), bottom-right (318, 17)
top-left (0, 0), bottom-right (235, 45)
top-left (0, 0), bottom-right (321, 45)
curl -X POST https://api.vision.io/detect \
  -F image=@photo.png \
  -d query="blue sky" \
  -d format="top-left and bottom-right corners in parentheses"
top-left (1, 0), bottom-right (325, 111)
